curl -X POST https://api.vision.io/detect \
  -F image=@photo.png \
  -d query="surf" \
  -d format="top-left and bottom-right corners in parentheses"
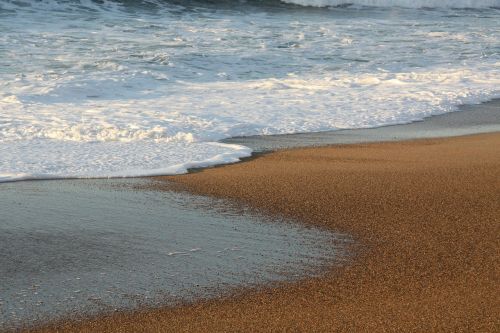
top-left (0, 0), bottom-right (499, 182)
top-left (281, 0), bottom-right (500, 9)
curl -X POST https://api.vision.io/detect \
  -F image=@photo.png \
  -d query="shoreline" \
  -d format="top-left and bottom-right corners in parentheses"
top-left (1, 99), bottom-right (500, 184)
top-left (27, 131), bottom-right (500, 332)
top-left (223, 98), bottom-right (500, 152)
top-left (1, 178), bottom-right (347, 332)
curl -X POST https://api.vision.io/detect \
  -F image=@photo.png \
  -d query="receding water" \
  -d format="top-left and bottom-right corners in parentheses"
top-left (0, 179), bottom-right (348, 330)
top-left (224, 99), bottom-right (500, 151)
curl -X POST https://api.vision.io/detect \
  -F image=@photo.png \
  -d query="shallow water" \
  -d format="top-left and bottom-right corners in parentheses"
top-left (225, 98), bottom-right (500, 151)
top-left (1, 0), bottom-right (499, 181)
top-left (0, 179), bottom-right (347, 330)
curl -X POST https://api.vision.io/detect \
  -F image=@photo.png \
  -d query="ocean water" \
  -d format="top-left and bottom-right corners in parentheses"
top-left (1, 0), bottom-right (499, 181)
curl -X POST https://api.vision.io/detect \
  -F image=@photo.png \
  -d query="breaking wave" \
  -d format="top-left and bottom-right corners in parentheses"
top-left (1, 0), bottom-right (499, 11)
top-left (281, 0), bottom-right (500, 9)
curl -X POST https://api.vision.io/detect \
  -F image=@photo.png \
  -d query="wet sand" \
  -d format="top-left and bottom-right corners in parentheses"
top-left (28, 132), bottom-right (500, 332)
top-left (1, 179), bottom-right (345, 331)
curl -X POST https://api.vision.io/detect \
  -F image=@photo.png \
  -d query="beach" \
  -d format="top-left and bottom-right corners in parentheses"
top-left (27, 131), bottom-right (500, 332)
top-left (2, 1), bottom-right (499, 331)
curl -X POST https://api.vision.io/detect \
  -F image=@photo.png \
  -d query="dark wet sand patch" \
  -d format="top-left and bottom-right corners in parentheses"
top-left (1, 179), bottom-right (346, 331)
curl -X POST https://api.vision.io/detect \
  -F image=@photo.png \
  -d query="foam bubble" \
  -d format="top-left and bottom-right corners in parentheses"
top-left (282, 0), bottom-right (500, 8)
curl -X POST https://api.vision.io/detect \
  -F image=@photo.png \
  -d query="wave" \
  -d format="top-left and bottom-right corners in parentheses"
top-left (281, 0), bottom-right (500, 8)
top-left (1, 0), bottom-right (498, 12)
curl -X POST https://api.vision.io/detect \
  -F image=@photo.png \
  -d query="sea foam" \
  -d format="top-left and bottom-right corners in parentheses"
top-left (0, 0), bottom-right (499, 182)
top-left (281, 0), bottom-right (500, 8)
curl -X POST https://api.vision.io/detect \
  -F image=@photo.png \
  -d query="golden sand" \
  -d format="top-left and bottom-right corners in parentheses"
top-left (29, 133), bottom-right (500, 332)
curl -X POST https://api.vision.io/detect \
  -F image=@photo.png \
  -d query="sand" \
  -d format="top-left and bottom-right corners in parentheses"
top-left (28, 133), bottom-right (500, 332)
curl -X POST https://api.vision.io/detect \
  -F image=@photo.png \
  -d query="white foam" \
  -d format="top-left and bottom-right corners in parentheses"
top-left (0, 0), bottom-right (499, 182)
top-left (0, 141), bottom-right (252, 182)
top-left (281, 0), bottom-right (500, 8)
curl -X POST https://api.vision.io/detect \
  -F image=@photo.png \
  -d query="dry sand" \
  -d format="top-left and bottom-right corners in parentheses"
top-left (28, 133), bottom-right (500, 332)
